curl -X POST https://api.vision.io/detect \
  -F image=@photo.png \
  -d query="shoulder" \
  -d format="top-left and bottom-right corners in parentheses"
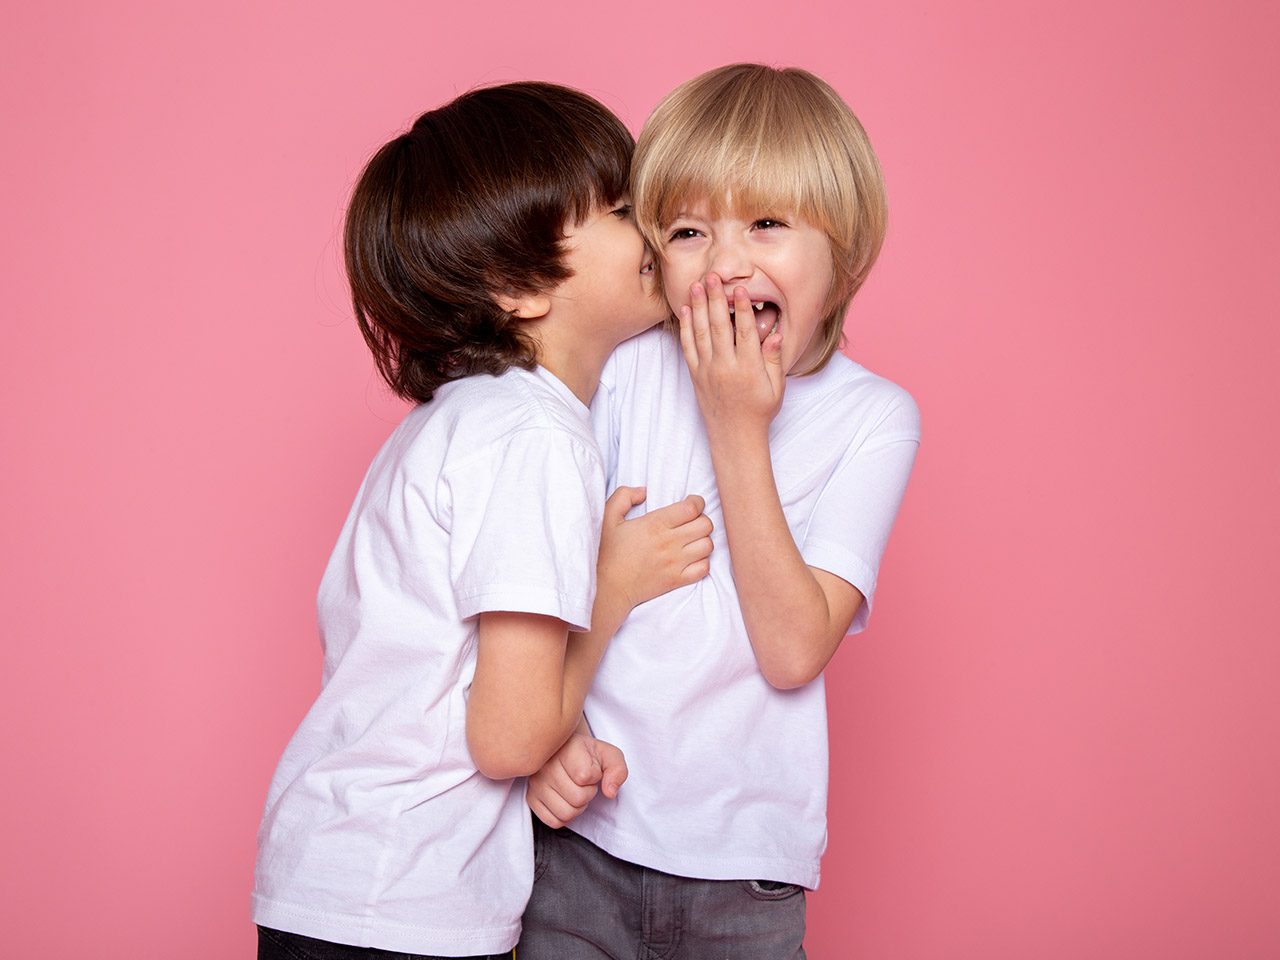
top-left (402, 368), bottom-right (601, 472)
top-left (600, 325), bottom-right (681, 393)
top-left (810, 353), bottom-right (921, 443)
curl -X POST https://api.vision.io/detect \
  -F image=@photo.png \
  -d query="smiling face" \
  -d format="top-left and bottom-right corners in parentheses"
top-left (632, 66), bottom-right (889, 378)
top-left (551, 199), bottom-right (666, 342)
top-left (661, 197), bottom-right (837, 375)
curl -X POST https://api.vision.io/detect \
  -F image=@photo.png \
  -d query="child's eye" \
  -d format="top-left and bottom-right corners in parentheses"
top-left (611, 204), bottom-right (634, 219)
top-left (667, 227), bottom-right (701, 242)
top-left (752, 218), bottom-right (787, 230)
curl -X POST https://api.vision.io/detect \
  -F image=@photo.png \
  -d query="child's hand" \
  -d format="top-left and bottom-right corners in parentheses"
top-left (526, 732), bottom-right (628, 828)
top-left (598, 486), bottom-right (713, 609)
top-left (678, 273), bottom-right (785, 438)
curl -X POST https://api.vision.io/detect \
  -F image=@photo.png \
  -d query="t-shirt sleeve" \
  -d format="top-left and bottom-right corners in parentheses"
top-left (801, 392), bottom-right (921, 634)
top-left (442, 428), bottom-right (605, 632)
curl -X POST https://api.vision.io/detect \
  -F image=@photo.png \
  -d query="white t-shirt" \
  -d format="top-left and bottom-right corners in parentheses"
top-left (252, 366), bottom-right (604, 955)
top-left (572, 327), bottom-right (920, 889)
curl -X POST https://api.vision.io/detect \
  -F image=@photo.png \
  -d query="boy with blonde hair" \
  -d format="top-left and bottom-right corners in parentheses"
top-left (520, 65), bottom-right (921, 959)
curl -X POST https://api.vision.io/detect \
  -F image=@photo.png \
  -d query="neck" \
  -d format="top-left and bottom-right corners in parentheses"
top-left (531, 328), bottom-right (617, 407)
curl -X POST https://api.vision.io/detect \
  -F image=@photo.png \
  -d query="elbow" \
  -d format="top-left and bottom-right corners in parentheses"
top-left (758, 642), bottom-right (828, 690)
top-left (757, 595), bottom-right (862, 689)
top-left (760, 659), bottom-right (825, 691)
top-left (467, 723), bottom-right (559, 781)
top-left (756, 627), bottom-right (848, 690)
top-left (469, 737), bottom-right (546, 781)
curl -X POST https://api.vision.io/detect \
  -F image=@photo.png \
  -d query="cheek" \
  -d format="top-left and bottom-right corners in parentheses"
top-left (659, 260), bottom-right (689, 307)
top-left (662, 246), bottom-right (708, 286)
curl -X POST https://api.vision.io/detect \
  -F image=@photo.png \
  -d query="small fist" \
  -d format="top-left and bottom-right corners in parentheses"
top-left (527, 733), bottom-right (629, 829)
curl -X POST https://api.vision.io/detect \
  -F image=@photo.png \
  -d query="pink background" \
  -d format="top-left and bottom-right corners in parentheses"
top-left (4, 1), bottom-right (1277, 957)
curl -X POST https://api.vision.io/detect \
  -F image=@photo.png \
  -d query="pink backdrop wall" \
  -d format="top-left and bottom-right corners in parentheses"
top-left (4, 1), bottom-right (1277, 956)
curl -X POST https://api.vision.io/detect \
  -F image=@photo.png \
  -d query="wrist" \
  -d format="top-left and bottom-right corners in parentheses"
top-left (705, 420), bottom-right (771, 463)
top-left (595, 566), bottom-right (640, 619)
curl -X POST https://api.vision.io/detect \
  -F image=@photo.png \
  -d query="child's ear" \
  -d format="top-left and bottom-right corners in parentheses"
top-left (494, 291), bottom-right (552, 321)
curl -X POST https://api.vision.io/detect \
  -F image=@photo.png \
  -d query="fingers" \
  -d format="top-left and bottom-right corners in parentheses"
top-left (703, 274), bottom-right (735, 356)
top-left (647, 493), bottom-right (703, 528)
top-left (562, 738), bottom-right (604, 787)
top-left (731, 285), bottom-right (760, 360)
top-left (596, 740), bottom-right (629, 799)
top-left (678, 558), bottom-right (711, 585)
top-left (641, 495), bottom-right (714, 555)
top-left (682, 511), bottom-right (713, 542)
top-left (762, 326), bottom-right (784, 362)
top-left (685, 276), bottom-right (778, 395)
top-left (527, 734), bottom-right (625, 827)
top-left (682, 532), bottom-right (713, 564)
top-left (525, 756), bottom-right (599, 828)
top-left (687, 280), bottom-right (712, 362)
top-left (676, 512), bottom-right (714, 586)
top-left (528, 783), bottom-right (595, 828)
top-left (604, 485), bottom-right (646, 523)
top-left (760, 327), bottom-right (785, 396)
top-left (678, 303), bottom-right (698, 374)
top-left (528, 795), bottom-right (567, 829)
top-left (657, 509), bottom-right (713, 586)
top-left (538, 764), bottom-right (598, 806)
top-left (671, 504), bottom-right (713, 557)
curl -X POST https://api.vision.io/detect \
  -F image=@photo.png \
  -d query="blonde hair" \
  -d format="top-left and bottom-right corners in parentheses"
top-left (632, 64), bottom-right (887, 372)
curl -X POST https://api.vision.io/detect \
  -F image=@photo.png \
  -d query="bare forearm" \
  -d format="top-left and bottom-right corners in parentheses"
top-left (470, 487), bottom-right (714, 779)
top-left (708, 425), bottom-right (841, 688)
top-left (468, 585), bottom-right (631, 779)
top-left (556, 584), bottom-right (632, 740)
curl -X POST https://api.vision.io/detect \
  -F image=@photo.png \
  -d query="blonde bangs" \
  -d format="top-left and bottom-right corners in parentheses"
top-left (638, 129), bottom-right (839, 250)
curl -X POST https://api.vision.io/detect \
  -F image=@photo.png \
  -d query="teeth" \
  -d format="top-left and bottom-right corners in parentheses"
top-left (753, 302), bottom-right (764, 312)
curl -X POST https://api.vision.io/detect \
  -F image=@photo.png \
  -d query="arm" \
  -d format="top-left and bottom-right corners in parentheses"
top-left (679, 275), bottom-right (862, 689)
top-left (468, 487), bottom-right (712, 779)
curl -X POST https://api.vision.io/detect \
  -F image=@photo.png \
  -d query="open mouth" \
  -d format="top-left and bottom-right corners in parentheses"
top-left (727, 300), bottom-right (781, 342)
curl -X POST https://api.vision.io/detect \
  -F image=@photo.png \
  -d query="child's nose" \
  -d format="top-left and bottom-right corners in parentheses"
top-left (708, 239), bottom-right (752, 285)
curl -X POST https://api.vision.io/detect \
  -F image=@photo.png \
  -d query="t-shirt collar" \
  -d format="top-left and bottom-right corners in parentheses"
top-left (533, 365), bottom-right (592, 419)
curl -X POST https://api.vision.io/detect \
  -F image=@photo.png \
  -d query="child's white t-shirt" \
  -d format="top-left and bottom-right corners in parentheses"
top-left (572, 327), bottom-right (920, 889)
top-left (252, 366), bottom-right (603, 955)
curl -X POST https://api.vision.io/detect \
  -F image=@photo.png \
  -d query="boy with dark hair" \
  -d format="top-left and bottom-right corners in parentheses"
top-left (252, 82), bottom-right (713, 960)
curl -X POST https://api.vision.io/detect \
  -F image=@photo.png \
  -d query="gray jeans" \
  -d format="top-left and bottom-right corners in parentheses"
top-left (518, 819), bottom-right (807, 960)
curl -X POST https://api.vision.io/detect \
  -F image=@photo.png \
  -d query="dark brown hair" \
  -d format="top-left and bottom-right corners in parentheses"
top-left (344, 82), bottom-right (633, 403)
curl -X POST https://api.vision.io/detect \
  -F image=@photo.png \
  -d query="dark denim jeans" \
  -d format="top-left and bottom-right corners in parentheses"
top-left (518, 819), bottom-right (807, 960)
top-left (257, 925), bottom-right (513, 960)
